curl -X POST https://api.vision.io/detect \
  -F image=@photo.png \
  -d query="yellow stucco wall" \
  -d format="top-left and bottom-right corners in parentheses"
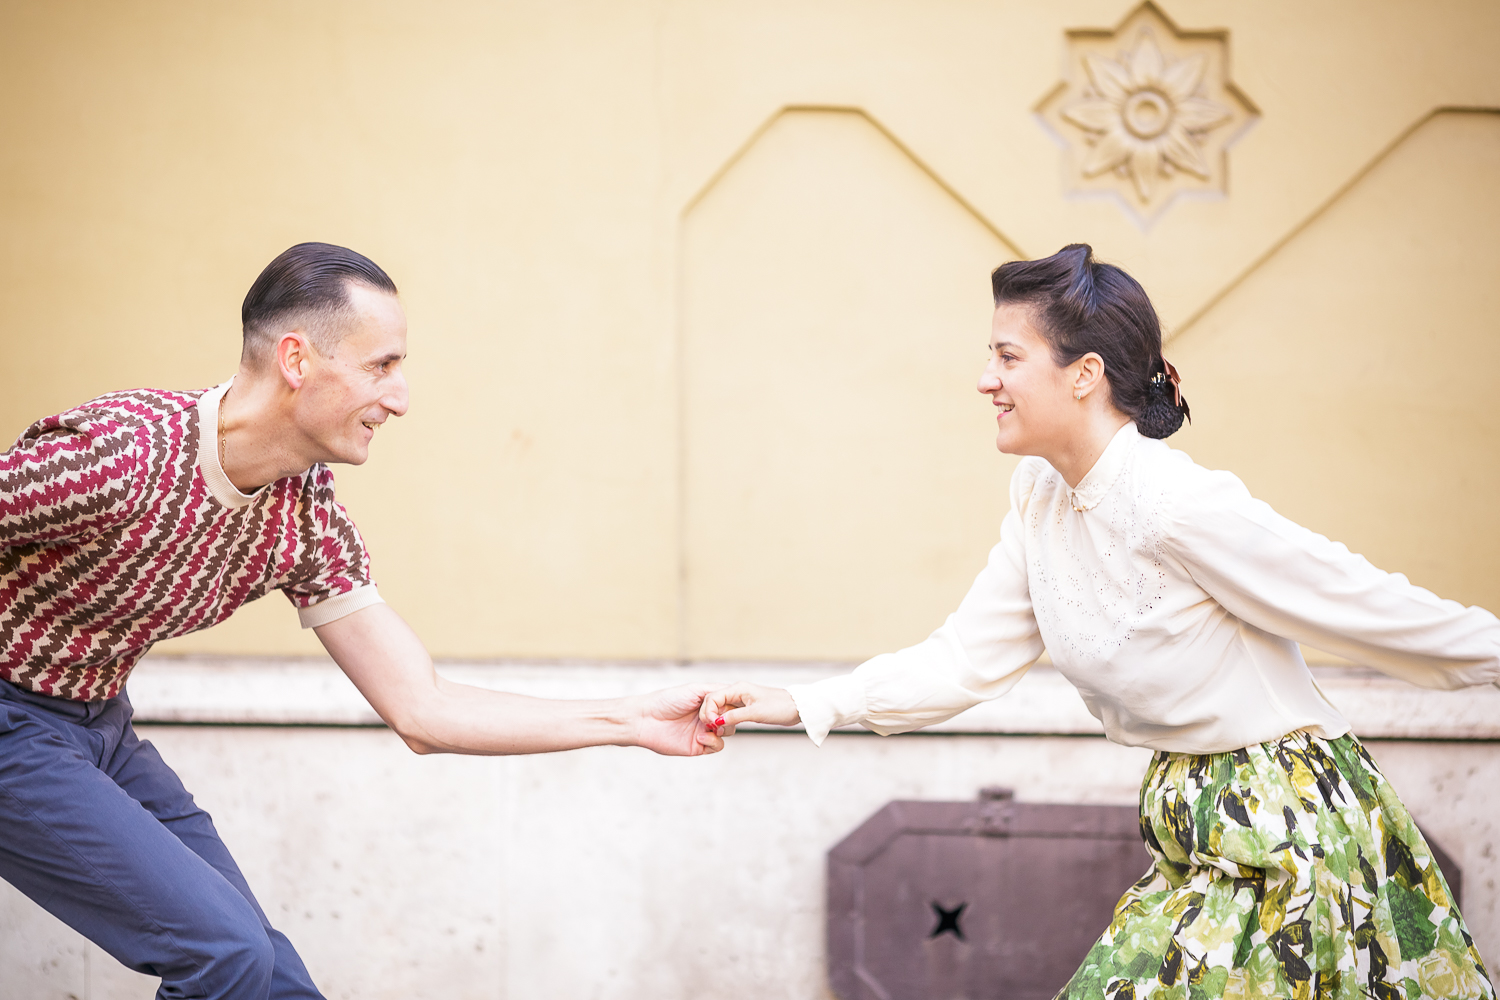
top-left (1, 1), bottom-right (1496, 661)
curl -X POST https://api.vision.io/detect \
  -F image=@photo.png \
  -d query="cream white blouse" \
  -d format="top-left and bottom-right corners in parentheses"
top-left (788, 423), bottom-right (1500, 754)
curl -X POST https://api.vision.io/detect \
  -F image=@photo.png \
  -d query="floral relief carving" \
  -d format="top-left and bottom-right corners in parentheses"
top-left (1036, 2), bottom-right (1257, 223)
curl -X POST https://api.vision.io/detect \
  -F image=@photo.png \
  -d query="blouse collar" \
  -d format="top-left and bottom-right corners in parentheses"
top-left (196, 377), bottom-right (265, 509)
top-left (1067, 421), bottom-right (1140, 512)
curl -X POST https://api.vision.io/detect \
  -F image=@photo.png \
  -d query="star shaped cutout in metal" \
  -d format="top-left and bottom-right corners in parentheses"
top-left (929, 901), bottom-right (967, 941)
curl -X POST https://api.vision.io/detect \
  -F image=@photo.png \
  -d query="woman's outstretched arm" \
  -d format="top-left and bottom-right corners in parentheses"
top-left (1166, 468), bottom-right (1500, 690)
top-left (704, 464), bottom-right (1048, 744)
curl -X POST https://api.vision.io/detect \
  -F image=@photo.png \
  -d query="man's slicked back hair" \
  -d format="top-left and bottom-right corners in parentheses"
top-left (241, 242), bottom-right (398, 365)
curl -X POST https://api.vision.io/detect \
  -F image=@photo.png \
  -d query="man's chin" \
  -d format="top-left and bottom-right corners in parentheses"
top-left (323, 443), bottom-right (371, 467)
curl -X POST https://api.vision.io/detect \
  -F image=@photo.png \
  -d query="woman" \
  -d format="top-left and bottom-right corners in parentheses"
top-left (702, 245), bottom-right (1498, 999)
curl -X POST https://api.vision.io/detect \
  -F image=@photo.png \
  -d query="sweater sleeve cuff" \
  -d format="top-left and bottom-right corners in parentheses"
top-left (298, 585), bottom-right (384, 629)
top-left (787, 673), bottom-right (868, 747)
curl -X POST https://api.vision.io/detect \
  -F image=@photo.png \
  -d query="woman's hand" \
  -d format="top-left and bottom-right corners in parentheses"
top-left (700, 682), bottom-right (801, 735)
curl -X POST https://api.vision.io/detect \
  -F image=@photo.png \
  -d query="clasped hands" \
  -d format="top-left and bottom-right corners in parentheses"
top-left (636, 681), bottom-right (800, 756)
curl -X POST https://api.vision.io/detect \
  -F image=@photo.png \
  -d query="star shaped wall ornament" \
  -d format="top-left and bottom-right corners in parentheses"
top-left (1036, 2), bottom-right (1258, 224)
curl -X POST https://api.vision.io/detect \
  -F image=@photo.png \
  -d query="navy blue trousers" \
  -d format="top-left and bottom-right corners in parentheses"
top-left (0, 678), bottom-right (324, 999)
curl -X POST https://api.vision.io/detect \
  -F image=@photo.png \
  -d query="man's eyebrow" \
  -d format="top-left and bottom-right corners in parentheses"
top-left (368, 351), bottom-right (407, 366)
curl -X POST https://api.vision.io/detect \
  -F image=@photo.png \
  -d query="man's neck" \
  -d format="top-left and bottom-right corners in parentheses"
top-left (217, 370), bottom-right (313, 492)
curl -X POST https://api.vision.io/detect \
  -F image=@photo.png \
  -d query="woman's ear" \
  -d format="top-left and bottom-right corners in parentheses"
top-left (1072, 352), bottom-right (1108, 401)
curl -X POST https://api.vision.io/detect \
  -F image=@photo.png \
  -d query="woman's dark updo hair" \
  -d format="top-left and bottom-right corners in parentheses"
top-left (990, 244), bottom-right (1189, 439)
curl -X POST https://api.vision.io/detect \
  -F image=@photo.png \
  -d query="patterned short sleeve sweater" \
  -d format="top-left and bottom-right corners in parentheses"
top-left (0, 380), bottom-right (382, 701)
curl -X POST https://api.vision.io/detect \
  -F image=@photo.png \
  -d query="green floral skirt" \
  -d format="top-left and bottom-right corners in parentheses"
top-left (1058, 731), bottom-right (1494, 1000)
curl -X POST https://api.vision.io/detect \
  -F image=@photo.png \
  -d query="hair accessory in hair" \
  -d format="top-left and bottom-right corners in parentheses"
top-left (1161, 357), bottom-right (1182, 408)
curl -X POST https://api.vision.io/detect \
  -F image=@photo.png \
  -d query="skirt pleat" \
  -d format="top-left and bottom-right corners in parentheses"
top-left (1057, 731), bottom-right (1494, 1000)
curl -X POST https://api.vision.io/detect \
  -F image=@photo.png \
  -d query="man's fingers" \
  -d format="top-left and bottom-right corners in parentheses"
top-left (699, 696), bottom-right (721, 726)
top-left (645, 683), bottom-right (720, 723)
top-left (680, 682), bottom-right (720, 707)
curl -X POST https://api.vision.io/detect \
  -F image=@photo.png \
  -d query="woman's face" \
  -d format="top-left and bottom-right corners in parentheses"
top-left (978, 303), bottom-right (1079, 457)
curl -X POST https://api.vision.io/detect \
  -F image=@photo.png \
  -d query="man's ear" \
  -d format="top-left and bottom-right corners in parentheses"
top-left (276, 331), bottom-right (314, 390)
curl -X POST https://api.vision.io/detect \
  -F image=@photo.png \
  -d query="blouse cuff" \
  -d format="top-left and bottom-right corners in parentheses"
top-left (787, 673), bottom-right (868, 747)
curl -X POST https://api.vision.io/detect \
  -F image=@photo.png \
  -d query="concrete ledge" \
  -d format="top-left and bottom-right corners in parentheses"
top-left (125, 655), bottom-right (1500, 740)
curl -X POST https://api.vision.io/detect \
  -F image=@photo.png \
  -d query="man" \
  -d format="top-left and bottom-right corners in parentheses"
top-left (0, 243), bottom-right (722, 999)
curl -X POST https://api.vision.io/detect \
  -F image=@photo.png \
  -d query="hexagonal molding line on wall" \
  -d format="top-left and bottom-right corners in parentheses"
top-left (1036, 1), bottom-right (1259, 226)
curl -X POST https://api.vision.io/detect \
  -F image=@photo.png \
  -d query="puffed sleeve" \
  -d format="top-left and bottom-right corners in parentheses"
top-left (0, 412), bottom-right (143, 551)
top-left (787, 460), bottom-right (1047, 745)
top-left (1164, 467), bottom-right (1500, 691)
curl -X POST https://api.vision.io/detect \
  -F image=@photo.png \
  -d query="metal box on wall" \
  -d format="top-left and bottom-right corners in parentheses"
top-left (826, 790), bottom-right (1154, 1000)
top-left (827, 789), bottom-right (1466, 1000)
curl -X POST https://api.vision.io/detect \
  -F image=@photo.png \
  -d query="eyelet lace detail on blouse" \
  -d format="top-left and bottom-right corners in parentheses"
top-left (1028, 448), bottom-right (1170, 664)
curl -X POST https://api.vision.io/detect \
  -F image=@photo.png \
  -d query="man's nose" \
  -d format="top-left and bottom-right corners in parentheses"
top-left (977, 361), bottom-right (1000, 394)
top-left (384, 373), bottom-right (411, 418)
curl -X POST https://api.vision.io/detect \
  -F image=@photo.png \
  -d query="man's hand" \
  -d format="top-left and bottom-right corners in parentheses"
top-left (632, 684), bottom-right (726, 756)
top-left (699, 682), bottom-right (801, 736)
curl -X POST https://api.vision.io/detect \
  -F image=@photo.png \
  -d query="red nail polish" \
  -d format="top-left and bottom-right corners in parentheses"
top-left (714, 716), bottom-right (726, 728)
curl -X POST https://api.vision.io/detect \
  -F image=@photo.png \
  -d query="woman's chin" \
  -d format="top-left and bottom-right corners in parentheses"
top-left (994, 427), bottom-right (1027, 456)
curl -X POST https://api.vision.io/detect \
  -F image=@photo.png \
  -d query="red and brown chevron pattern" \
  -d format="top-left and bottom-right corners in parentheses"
top-left (0, 388), bottom-right (374, 701)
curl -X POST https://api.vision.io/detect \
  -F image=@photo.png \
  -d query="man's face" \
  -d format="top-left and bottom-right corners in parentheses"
top-left (295, 283), bottom-right (410, 466)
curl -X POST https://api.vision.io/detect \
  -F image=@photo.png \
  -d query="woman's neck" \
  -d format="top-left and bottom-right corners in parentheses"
top-left (1043, 410), bottom-right (1133, 489)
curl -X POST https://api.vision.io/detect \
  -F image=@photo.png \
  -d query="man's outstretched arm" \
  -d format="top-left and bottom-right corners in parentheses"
top-left (315, 603), bottom-right (723, 757)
